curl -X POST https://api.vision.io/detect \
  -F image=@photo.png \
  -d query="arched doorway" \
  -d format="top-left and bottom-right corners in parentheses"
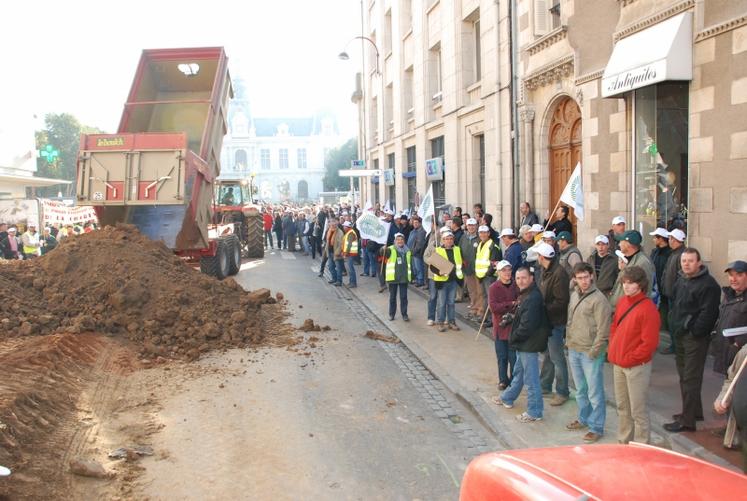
top-left (297, 180), bottom-right (309, 200)
top-left (548, 97), bottom-right (581, 232)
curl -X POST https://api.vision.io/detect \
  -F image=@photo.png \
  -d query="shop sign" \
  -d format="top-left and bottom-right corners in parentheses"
top-left (383, 169), bottom-right (395, 186)
top-left (425, 157), bottom-right (443, 181)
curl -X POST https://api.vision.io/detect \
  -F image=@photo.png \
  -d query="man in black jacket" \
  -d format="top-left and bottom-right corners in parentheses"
top-left (664, 248), bottom-right (721, 433)
top-left (649, 227), bottom-right (672, 351)
top-left (536, 242), bottom-right (571, 406)
top-left (660, 228), bottom-right (686, 353)
top-left (586, 235), bottom-right (618, 296)
top-left (494, 266), bottom-right (550, 422)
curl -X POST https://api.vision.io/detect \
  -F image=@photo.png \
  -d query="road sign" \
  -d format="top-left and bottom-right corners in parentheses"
top-left (351, 160), bottom-right (366, 168)
top-left (339, 169), bottom-right (381, 177)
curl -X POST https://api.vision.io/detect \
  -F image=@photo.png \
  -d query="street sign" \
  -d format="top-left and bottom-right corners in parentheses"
top-left (339, 169), bottom-right (381, 177)
top-left (351, 159), bottom-right (366, 168)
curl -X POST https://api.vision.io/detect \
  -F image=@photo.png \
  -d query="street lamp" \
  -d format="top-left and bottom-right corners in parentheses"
top-left (338, 35), bottom-right (381, 207)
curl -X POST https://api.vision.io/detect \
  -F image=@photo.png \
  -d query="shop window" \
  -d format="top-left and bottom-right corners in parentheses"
top-left (633, 82), bottom-right (689, 253)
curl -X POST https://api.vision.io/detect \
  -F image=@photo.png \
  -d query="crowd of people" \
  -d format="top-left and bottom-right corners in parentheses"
top-left (260, 199), bottom-right (747, 470)
top-left (0, 221), bottom-right (97, 260)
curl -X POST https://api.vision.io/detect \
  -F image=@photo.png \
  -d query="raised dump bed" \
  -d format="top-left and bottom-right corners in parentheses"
top-left (76, 47), bottom-right (232, 255)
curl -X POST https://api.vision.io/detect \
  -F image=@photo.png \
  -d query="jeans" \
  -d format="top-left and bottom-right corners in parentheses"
top-left (501, 351), bottom-right (543, 419)
top-left (412, 256), bottom-right (425, 285)
top-left (568, 349), bottom-right (606, 435)
top-left (302, 236), bottom-right (311, 254)
top-left (540, 325), bottom-right (570, 397)
top-left (388, 283), bottom-right (408, 318)
top-left (436, 280), bottom-right (457, 324)
top-left (319, 253), bottom-right (328, 274)
top-left (362, 248), bottom-right (372, 275)
top-left (345, 257), bottom-right (357, 286)
top-left (264, 230), bottom-right (274, 248)
top-left (495, 339), bottom-right (516, 386)
top-left (274, 230), bottom-right (283, 249)
top-left (367, 248), bottom-right (379, 277)
top-left (310, 236), bottom-right (318, 259)
top-left (427, 279), bottom-right (437, 321)
top-left (328, 252), bottom-right (341, 283)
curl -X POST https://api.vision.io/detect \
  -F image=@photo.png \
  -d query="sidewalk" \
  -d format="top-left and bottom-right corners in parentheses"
top-left (328, 269), bottom-right (740, 471)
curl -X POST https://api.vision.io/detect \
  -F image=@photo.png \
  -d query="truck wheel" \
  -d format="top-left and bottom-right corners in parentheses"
top-left (245, 214), bottom-right (264, 259)
top-left (200, 239), bottom-right (231, 280)
top-left (227, 234), bottom-right (241, 276)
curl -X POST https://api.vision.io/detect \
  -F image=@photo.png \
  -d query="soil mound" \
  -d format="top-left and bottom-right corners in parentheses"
top-left (0, 224), bottom-right (279, 359)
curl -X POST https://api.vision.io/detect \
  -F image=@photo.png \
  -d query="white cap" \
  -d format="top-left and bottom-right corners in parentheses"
top-left (384, 208), bottom-right (394, 215)
top-left (668, 228), bottom-right (686, 242)
top-left (649, 227), bottom-right (669, 238)
top-left (612, 216), bottom-right (626, 226)
top-left (525, 247), bottom-right (539, 262)
top-left (495, 260), bottom-right (512, 271)
top-left (478, 225), bottom-right (490, 233)
top-left (535, 242), bottom-right (556, 258)
top-left (542, 231), bottom-right (556, 239)
top-left (466, 218), bottom-right (478, 226)
top-left (594, 235), bottom-right (610, 245)
top-left (499, 228), bottom-right (515, 238)
top-left (394, 232), bottom-right (404, 238)
top-left (342, 221), bottom-right (352, 227)
top-left (439, 226), bottom-right (452, 234)
top-left (530, 224), bottom-right (544, 233)
top-left (8, 227), bottom-right (16, 233)
top-left (441, 231), bottom-right (454, 238)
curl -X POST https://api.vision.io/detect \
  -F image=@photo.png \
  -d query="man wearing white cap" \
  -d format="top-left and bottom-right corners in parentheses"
top-left (650, 228), bottom-right (672, 343)
top-left (460, 218), bottom-right (482, 320)
top-left (341, 221), bottom-right (359, 288)
top-left (489, 260), bottom-right (519, 390)
top-left (432, 230), bottom-right (464, 332)
top-left (535, 242), bottom-right (571, 406)
top-left (586, 235), bottom-right (618, 296)
top-left (608, 216), bottom-right (627, 252)
top-left (424, 226), bottom-right (451, 325)
top-left (660, 228), bottom-right (687, 353)
top-left (500, 228), bottom-right (522, 273)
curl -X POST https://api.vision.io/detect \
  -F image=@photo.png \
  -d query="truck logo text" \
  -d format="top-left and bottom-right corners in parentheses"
top-left (96, 137), bottom-right (125, 147)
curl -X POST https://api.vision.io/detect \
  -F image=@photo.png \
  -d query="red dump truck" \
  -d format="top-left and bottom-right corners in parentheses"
top-left (76, 47), bottom-right (255, 279)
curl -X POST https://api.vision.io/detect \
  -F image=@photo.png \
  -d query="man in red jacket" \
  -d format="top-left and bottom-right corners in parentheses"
top-left (262, 209), bottom-right (274, 249)
top-left (608, 265), bottom-right (660, 444)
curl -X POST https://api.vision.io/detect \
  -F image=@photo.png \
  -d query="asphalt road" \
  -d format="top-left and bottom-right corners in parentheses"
top-left (138, 249), bottom-right (499, 500)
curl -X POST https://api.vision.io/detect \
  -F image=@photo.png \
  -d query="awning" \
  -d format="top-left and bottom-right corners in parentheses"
top-left (0, 173), bottom-right (72, 187)
top-left (602, 12), bottom-right (692, 97)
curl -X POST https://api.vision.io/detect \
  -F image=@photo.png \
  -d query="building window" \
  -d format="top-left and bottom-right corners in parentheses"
top-left (534, 0), bottom-right (551, 36)
top-left (234, 149), bottom-right (247, 172)
top-left (406, 146), bottom-right (417, 209)
top-left (430, 136), bottom-right (445, 207)
top-left (279, 148), bottom-right (289, 169)
top-left (388, 152), bottom-right (396, 210)
top-left (477, 135), bottom-right (485, 207)
top-left (384, 10), bottom-right (393, 55)
top-left (385, 84), bottom-right (394, 139)
top-left (633, 82), bottom-right (689, 254)
top-left (429, 44), bottom-right (442, 104)
top-left (297, 148), bottom-right (307, 169)
top-left (260, 148), bottom-right (271, 170)
top-left (550, 0), bottom-right (561, 30)
top-left (373, 158), bottom-right (380, 206)
top-left (297, 180), bottom-right (309, 200)
top-left (464, 9), bottom-right (481, 86)
top-left (404, 66), bottom-right (414, 124)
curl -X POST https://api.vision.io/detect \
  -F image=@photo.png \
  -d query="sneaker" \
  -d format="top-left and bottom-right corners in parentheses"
top-left (402, 316), bottom-right (409, 322)
top-left (448, 323), bottom-right (460, 331)
top-left (550, 395), bottom-right (569, 406)
top-left (389, 315), bottom-right (395, 321)
top-left (566, 420), bottom-right (588, 431)
top-left (427, 319), bottom-right (435, 326)
top-left (498, 382), bottom-right (508, 391)
top-left (582, 432), bottom-right (602, 443)
top-left (438, 324), bottom-right (447, 332)
top-left (516, 412), bottom-right (542, 423)
top-left (492, 396), bottom-right (513, 409)
top-left (327, 279), bottom-right (336, 284)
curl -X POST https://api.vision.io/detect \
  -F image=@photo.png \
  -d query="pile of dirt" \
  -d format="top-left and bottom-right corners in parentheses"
top-left (0, 224), bottom-right (282, 359)
top-left (363, 330), bottom-right (400, 344)
top-left (298, 319), bottom-right (331, 332)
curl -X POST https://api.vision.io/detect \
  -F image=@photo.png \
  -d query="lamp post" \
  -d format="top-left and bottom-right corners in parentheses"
top-left (339, 31), bottom-right (381, 208)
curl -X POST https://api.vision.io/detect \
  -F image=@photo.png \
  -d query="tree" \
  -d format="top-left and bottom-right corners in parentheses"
top-left (323, 137), bottom-right (358, 192)
top-left (34, 113), bottom-right (103, 197)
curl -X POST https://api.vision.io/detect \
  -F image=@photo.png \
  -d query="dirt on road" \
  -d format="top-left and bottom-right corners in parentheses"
top-left (0, 226), bottom-right (310, 500)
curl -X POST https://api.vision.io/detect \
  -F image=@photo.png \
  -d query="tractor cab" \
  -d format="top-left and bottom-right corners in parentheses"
top-left (216, 180), bottom-right (253, 208)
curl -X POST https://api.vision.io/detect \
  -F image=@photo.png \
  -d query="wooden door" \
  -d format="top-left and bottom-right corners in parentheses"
top-left (549, 97), bottom-right (582, 234)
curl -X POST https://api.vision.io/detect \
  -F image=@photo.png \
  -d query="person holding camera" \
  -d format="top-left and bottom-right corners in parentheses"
top-left (489, 260), bottom-right (519, 390)
top-left (565, 262), bottom-right (611, 443)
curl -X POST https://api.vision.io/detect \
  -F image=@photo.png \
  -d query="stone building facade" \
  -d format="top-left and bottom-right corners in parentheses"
top-left (363, 0), bottom-right (747, 273)
top-left (220, 79), bottom-right (340, 203)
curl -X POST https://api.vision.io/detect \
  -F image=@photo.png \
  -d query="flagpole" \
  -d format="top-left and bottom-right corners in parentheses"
top-left (544, 198), bottom-right (563, 232)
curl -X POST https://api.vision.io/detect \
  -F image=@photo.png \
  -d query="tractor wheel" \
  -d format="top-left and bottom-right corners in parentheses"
top-left (200, 238), bottom-right (231, 280)
top-left (227, 234), bottom-right (241, 276)
top-left (245, 214), bottom-right (265, 258)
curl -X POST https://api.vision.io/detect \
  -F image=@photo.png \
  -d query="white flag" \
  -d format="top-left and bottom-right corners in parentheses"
top-left (417, 185), bottom-right (435, 234)
top-left (355, 212), bottom-right (391, 244)
top-left (559, 163), bottom-right (584, 221)
top-left (363, 200), bottom-right (373, 212)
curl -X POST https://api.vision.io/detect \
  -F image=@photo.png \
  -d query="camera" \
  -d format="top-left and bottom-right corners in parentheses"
top-left (499, 312), bottom-right (515, 328)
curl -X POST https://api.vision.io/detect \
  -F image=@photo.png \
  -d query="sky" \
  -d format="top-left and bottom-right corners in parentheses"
top-left (0, 0), bottom-right (363, 141)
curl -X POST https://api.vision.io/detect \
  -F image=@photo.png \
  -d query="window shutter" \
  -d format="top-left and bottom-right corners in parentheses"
top-left (534, 0), bottom-right (550, 36)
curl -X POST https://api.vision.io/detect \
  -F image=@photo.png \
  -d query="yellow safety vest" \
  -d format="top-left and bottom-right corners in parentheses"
top-left (343, 230), bottom-right (358, 256)
top-left (22, 233), bottom-right (39, 256)
top-left (433, 246), bottom-right (464, 281)
top-left (475, 240), bottom-right (493, 279)
top-left (385, 246), bottom-right (412, 283)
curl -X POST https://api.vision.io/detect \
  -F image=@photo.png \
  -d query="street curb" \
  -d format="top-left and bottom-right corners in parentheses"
top-left (337, 279), bottom-right (526, 451)
top-left (408, 283), bottom-right (737, 469)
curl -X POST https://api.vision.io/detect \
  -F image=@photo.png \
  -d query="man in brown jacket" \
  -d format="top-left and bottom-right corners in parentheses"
top-left (535, 242), bottom-right (571, 406)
